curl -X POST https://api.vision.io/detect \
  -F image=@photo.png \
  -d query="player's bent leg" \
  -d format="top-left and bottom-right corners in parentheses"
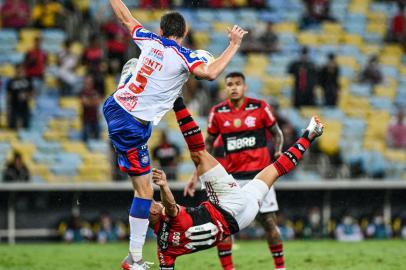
top-left (217, 236), bottom-right (235, 270)
top-left (255, 116), bottom-right (324, 188)
top-left (257, 212), bottom-right (286, 270)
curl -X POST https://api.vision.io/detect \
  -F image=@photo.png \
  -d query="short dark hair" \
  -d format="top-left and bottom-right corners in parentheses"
top-left (160, 12), bottom-right (186, 38)
top-left (225, 72), bottom-right (245, 82)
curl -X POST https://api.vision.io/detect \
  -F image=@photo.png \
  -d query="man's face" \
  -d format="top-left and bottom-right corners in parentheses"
top-left (149, 201), bottom-right (164, 226)
top-left (225, 76), bottom-right (247, 102)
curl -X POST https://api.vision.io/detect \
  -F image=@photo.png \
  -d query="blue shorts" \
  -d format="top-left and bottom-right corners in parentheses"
top-left (103, 96), bottom-right (152, 176)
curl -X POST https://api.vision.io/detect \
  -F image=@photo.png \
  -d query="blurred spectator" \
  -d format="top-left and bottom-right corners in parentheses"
top-left (319, 53), bottom-right (340, 106)
top-left (106, 32), bottom-right (128, 69)
top-left (54, 40), bottom-right (80, 96)
top-left (387, 3), bottom-right (406, 47)
top-left (140, 0), bottom-right (170, 8)
top-left (288, 47), bottom-right (318, 108)
top-left (0, 0), bottom-right (31, 29)
top-left (184, 79), bottom-right (211, 116)
top-left (95, 212), bottom-right (126, 244)
top-left (80, 75), bottom-right (102, 142)
top-left (2, 151), bottom-right (30, 182)
top-left (24, 36), bottom-right (47, 94)
top-left (152, 130), bottom-right (181, 181)
top-left (360, 55), bottom-right (383, 86)
top-left (32, 0), bottom-right (65, 29)
top-left (335, 215), bottom-right (363, 242)
top-left (402, 219), bottom-right (406, 239)
top-left (257, 22), bottom-right (279, 53)
top-left (240, 28), bottom-right (258, 55)
top-left (102, 17), bottom-right (129, 71)
top-left (366, 215), bottom-right (391, 239)
top-left (82, 35), bottom-right (104, 73)
top-left (301, 0), bottom-right (334, 29)
top-left (277, 214), bottom-right (295, 241)
top-left (387, 108), bottom-right (406, 149)
top-left (6, 64), bottom-right (34, 130)
top-left (59, 212), bottom-right (93, 242)
top-left (303, 207), bottom-right (322, 239)
top-left (268, 100), bottom-right (297, 151)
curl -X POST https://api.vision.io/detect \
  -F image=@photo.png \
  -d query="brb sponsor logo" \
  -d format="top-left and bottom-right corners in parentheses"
top-left (226, 136), bottom-right (256, 151)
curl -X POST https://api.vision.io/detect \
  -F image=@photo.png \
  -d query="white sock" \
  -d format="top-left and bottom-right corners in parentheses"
top-left (129, 216), bottom-right (149, 261)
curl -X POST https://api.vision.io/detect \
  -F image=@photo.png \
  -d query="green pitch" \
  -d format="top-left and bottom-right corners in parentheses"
top-left (0, 240), bottom-right (405, 270)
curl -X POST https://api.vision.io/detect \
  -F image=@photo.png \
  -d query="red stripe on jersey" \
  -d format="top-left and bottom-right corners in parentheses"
top-left (190, 61), bottom-right (204, 73)
top-left (131, 25), bottom-right (143, 37)
top-left (179, 121), bottom-right (197, 133)
top-left (175, 108), bottom-right (190, 121)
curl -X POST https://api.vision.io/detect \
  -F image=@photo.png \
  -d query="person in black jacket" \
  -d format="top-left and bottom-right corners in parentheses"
top-left (319, 53), bottom-right (340, 106)
top-left (2, 151), bottom-right (30, 182)
top-left (287, 47), bottom-right (318, 108)
top-left (6, 64), bottom-right (34, 129)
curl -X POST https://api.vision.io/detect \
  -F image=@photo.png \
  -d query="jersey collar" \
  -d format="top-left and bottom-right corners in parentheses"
top-left (227, 97), bottom-right (248, 112)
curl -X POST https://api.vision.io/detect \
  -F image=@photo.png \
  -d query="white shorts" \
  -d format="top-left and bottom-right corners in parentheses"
top-left (199, 165), bottom-right (269, 231)
top-left (237, 180), bottom-right (279, 213)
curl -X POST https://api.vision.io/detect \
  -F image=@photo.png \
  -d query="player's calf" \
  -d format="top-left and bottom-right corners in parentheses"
top-left (173, 97), bottom-right (205, 154)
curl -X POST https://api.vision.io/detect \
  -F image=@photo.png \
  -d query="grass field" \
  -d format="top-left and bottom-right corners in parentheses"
top-left (0, 240), bottom-right (405, 270)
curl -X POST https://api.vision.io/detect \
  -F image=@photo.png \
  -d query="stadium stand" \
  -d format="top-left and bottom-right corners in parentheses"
top-left (0, 0), bottom-right (405, 184)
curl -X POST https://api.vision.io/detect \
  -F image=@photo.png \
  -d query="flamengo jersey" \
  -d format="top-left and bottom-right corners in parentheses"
top-left (154, 201), bottom-right (238, 269)
top-left (113, 25), bottom-right (204, 125)
top-left (208, 97), bottom-right (276, 179)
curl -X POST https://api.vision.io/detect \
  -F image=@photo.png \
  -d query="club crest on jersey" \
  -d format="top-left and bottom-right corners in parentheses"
top-left (244, 116), bottom-right (256, 128)
top-left (224, 120), bottom-right (231, 127)
top-left (233, 119), bottom-right (241, 128)
top-left (141, 155), bottom-right (149, 165)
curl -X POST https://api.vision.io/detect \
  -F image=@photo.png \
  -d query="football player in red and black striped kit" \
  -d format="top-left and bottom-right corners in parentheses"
top-left (148, 97), bottom-right (323, 270)
top-left (185, 72), bottom-right (286, 270)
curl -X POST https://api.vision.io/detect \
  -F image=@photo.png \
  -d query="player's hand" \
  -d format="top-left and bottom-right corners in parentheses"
top-left (152, 168), bottom-right (168, 187)
top-left (274, 151), bottom-right (283, 159)
top-left (183, 174), bottom-right (197, 197)
top-left (227, 25), bottom-right (248, 46)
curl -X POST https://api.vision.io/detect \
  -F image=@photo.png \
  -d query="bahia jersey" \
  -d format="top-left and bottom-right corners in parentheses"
top-left (154, 201), bottom-right (238, 270)
top-left (113, 25), bottom-right (204, 125)
top-left (208, 97), bottom-right (276, 179)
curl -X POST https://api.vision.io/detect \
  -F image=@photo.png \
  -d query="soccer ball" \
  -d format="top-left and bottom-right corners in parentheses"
top-left (193, 50), bottom-right (215, 80)
top-left (194, 49), bottom-right (214, 64)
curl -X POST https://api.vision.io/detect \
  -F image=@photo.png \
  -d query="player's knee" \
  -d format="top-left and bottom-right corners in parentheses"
top-left (131, 175), bottom-right (154, 198)
top-left (259, 212), bottom-right (277, 232)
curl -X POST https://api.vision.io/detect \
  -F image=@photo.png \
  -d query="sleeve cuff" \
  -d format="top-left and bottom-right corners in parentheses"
top-left (189, 60), bottom-right (204, 73)
top-left (131, 24), bottom-right (143, 37)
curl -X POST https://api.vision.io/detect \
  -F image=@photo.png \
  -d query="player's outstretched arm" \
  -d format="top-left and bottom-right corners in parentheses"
top-left (192, 25), bottom-right (248, 80)
top-left (152, 168), bottom-right (179, 217)
top-left (109, 0), bottom-right (141, 32)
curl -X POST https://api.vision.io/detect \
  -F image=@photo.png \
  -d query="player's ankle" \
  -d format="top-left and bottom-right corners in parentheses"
top-left (130, 249), bottom-right (142, 262)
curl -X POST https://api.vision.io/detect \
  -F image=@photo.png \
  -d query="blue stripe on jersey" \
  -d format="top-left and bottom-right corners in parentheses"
top-left (124, 74), bottom-right (132, 84)
top-left (135, 28), bottom-right (201, 64)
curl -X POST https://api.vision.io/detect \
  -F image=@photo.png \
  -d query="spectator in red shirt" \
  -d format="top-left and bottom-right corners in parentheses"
top-left (388, 3), bottom-right (406, 47)
top-left (80, 75), bottom-right (102, 142)
top-left (82, 34), bottom-right (104, 73)
top-left (24, 36), bottom-right (47, 80)
top-left (140, 0), bottom-right (170, 8)
top-left (0, 0), bottom-right (30, 29)
top-left (107, 32), bottom-right (128, 68)
top-left (301, 0), bottom-right (335, 29)
top-left (388, 108), bottom-right (406, 149)
top-left (24, 36), bottom-right (47, 95)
